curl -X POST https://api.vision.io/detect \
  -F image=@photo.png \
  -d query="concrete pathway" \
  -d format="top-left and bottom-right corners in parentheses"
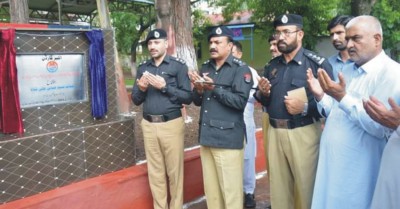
top-left (184, 171), bottom-right (271, 209)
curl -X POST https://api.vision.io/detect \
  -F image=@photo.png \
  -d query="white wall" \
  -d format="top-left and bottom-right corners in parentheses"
top-left (315, 36), bottom-right (337, 58)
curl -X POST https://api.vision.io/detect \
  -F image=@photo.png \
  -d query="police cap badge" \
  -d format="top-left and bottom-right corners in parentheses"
top-left (145, 28), bottom-right (167, 44)
top-left (207, 25), bottom-right (234, 41)
top-left (273, 14), bottom-right (303, 28)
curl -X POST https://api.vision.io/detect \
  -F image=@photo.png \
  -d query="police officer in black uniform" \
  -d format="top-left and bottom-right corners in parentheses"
top-left (132, 28), bottom-right (192, 209)
top-left (189, 26), bottom-right (253, 209)
top-left (254, 14), bottom-right (333, 209)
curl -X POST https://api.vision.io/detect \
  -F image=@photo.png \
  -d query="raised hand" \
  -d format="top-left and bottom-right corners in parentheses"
top-left (318, 69), bottom-right (346, 102)
top-left (137, 74), bottom-right (149, 92)
top-left (146, 73), bottom-right (166, 90)
top-left (202, 74), bottom-right (215, 91)
top-left (306, 68), bottom-right (324, 101)
top-left (189, 70), bottom-right (205, 94)
top-left (363, 96), bottom-right (400, 129)
top-left (257, 77), bottom-right (271, 96)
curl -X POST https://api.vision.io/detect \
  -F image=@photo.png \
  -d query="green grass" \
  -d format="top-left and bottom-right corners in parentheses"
top-left (125, 79), bottom-right (135, 86)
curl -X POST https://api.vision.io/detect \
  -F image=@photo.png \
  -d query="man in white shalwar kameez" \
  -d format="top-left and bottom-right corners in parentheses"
top-left (364, 97), bottom-right (400, 209)
top-left (306, 16), bottom-right (400, 209)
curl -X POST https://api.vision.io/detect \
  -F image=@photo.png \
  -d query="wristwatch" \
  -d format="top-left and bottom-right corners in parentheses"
top-left (160, 86), bottom-right (168, 94)
top-left (301, 102), bottom-right (308, 116)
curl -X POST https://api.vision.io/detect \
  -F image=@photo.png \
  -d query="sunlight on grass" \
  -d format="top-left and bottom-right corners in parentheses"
top-left (125, 79), bottom-right (135, 86)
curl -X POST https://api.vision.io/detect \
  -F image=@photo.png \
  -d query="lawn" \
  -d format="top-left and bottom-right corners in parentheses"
top-left (125, 78), bottom-right (134, 86)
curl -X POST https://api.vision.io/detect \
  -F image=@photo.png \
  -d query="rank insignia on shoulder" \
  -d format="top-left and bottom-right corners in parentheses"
top-left (306, 52), bottom-right (325, 65)
top-left (244, 73), bottom-right (252, 83)
top-left (233, 58), bottom-right (246, 66)
top-left (139, 60), bottom-right (148, 66)
top-left (173, 57), bottom-right (186, 64)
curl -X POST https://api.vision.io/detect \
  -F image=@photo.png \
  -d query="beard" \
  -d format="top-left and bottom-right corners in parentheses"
top-left (277, 39), bottom-right (298, 54)
top-left (333, 41), bottom-right (347, 51)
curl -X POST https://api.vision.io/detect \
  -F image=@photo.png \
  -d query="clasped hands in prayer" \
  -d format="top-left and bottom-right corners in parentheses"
top-left (137, 71), bottom-right (166, 92)
top-left (188, 71), bottom-right (214, 94)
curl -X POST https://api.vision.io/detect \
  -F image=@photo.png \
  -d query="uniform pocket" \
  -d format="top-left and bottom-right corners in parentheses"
top-left (291, 78), bottom-right (307, 87)
top-left (161, 72), bottom-right (177, 86)
top-left (209, 119), bottom-right (235, 130)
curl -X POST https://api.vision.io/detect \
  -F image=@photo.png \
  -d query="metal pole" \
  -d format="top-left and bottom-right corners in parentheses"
top-left (57, 0), bottom-right (62, 25)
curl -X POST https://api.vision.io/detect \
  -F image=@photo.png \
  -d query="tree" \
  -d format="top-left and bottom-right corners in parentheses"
top-left (155, 0), bottom-right (198, 71)
top-left (191, 8), bottom-right (213, 55)
top-left (350, 0), bottom-right (377, 15)
top-left (213, 0), bottom-right (339, 50)
top-left (9, 0), bottom-right (29, 23)
top-left (107, 5), bottom-right (155, 78)
top-left (371, 0), bottom-right (400, 61)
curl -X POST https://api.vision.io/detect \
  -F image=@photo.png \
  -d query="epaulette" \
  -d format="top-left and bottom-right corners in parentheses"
top-left (202, 60), bottom-right (211, 65)
top-left (172, 56), bottom-right (186, 64)
top-left (138, 59), bottom-right (150, 66)
top-left (266, 56), bottom-right (279, 66)
top-left (233, 58), bottom-right (246, 66)
top-left (304, 50), bottom-right (325, 66)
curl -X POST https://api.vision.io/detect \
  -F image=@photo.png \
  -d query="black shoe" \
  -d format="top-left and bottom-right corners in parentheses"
top-left (244, 193), bottom-right (256, 208)
top-left (266, 205), bottom-right (271, 209)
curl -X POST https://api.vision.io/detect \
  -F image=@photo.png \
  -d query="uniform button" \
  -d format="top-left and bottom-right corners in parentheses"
top-left (220, 127), bottom-right (223, 129)
top-left (207, 98), bottom-right (210, 100)
top-left (215, 72), bottom-right (218, 75)
top-left (203, 123), bottom-right (206, 126)
top-left (204, 110), bottom-right (208, 113)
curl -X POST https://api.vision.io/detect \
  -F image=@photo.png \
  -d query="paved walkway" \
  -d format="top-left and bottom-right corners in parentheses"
top-left (184, 171), bottom-right (271, 209)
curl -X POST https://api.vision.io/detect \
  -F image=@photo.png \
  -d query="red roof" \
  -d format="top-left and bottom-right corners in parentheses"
top-left (207, 11), bottom-right (253, 25)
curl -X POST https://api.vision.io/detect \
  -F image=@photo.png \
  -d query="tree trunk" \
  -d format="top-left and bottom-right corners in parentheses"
top-left (155, 0), bottom-right (198, 70)
top-left (172, 0), bottom-right (198, 71)
top-left (351, 0), bottom-right (377, 15)
top-left (130, 43), bottom-right (138, 79)
top-left (155, 0), bottom-right (176, 55)
top-left (9, 0), bottom-right (29, 23)
top-left (155, 0), bottom-right (198, 121)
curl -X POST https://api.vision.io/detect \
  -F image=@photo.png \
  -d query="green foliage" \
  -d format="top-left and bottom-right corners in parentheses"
top-left (371, 0), bottom-right (400, 50)
top-left (257, 0), bottom-right (339, 49)
top-left (213, 0), bottom-right (248, 22)
top-left (192, 9), bottom-right (213, 46)
top-left (110, 11), bottom-right (140, 54)
top-left (211, 0), bottom-right (340, 50)
top-left (192, 7), bottom-right (214, 54)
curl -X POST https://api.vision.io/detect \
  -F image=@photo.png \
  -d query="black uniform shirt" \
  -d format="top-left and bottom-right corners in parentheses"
top-left (256, 47), bottom-right (333, 119)
top-left (132, 55), bottom-right (192, 115)
top-left (193, 54), bottom-right (253, 149)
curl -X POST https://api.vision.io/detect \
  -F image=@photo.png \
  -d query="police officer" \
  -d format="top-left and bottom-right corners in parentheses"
top-left (189, 26), bottom-right (253, 209)
top-left (132, 28), bottom-right (192, 209)
top-left (255, 14), bottom-right (333, 209)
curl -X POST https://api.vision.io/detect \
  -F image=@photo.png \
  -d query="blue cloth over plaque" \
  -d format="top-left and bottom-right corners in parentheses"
top-left (86, 30), bottom-right (108, 118)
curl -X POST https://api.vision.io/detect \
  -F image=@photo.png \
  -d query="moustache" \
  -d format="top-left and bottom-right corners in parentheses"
top-left (333, 41), bottom-right (342, 44)
top-left (278, 40), bottom-right (286, 45)
top-left (348, 48), bottom-right (356, 54)
top-left (333, 40), bottom-right (342, 45)
top-left (210, 48), bottom-right (217, 53)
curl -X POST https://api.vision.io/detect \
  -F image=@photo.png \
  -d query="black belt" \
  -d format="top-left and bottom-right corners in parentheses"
top-left (143, 110), bottom-right (182, 123)
top-left (269, 117), bottom-right (315, 129)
